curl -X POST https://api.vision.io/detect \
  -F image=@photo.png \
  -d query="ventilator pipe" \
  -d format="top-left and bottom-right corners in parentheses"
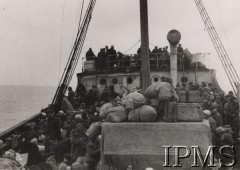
top-left (167, 30), bottom-right (181, 87)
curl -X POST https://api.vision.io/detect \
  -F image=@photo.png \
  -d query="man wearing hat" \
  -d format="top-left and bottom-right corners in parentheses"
top-left (210, 105), bottom-right (223, 127)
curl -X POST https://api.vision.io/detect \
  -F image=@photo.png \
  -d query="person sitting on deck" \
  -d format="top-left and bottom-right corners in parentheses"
top-left (70, 121), bottom-right (88, 161)
top-left (86, 48), bottom-right (95, 60)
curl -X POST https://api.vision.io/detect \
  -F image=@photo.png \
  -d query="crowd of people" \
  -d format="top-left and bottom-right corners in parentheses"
top-left (0, 79), bottom-right (239, 169)
top-left (199, 82), bottom-right (240, 142)
top-left (85, 44), bottom-right (196, 72)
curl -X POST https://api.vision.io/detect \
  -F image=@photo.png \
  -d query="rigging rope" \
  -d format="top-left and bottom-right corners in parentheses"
top-left (78, 0), bottom-right (85, 28)
top-left (52, 0), bottom-right (96, 111)
top-left (123, 39), bottom-right (140, 54)
top-left (214, 0), bottom-right (235, 64)
top-left (58, 0), bottom-right (66, 83)
top-left (194, 0), bottom-right (240, 94)
top-left (70, 0), bottom-right (85, 50)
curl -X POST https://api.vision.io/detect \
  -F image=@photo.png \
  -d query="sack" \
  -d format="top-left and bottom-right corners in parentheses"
top-left (62, 97), bottom-right (75, 113)
top-left (0, 158), bottom-right (22, 170)
top-left (106, 106), bottom-right (128, 123)
top-left (123, 91), bottom-right (146, 110)
top-left (99, 103), bottom-right (113, 119)
top-left (86, 122), bottom-right (101, 141)
top-left (128, 105), bottom-right (157, 122)
top-left (144, 82), bottom-right (178, 102)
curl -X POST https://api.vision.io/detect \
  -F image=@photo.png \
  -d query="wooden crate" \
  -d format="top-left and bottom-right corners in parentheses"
top-left (164, 102), bottom-right (203, 122)
top-left (177, 103), bottom-right (203, 122)
top-left (178, 90), bottom-right (203, 103)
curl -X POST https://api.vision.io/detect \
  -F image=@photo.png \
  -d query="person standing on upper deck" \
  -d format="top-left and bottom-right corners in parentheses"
top-left (86, 48), bottom-right (95, 60)
top-left (150, 46), bottom-right (159, 69)
top-left (177, 44), bottom-right (184, 69)
top-left (108, 45), bottom-right (117, 70)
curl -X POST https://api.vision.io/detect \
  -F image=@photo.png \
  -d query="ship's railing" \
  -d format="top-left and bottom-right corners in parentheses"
top-left (82, 52), bottom-right (209, 73)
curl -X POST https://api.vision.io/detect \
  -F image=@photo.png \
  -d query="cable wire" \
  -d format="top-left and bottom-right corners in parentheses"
top-left (123, 39), bottom-right (140, 54)
top-left (58, 0), bottom-right (66, 83)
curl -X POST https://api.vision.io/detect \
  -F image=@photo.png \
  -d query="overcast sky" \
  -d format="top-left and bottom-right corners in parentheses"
top-left (0, 0), bottom-right (240, 92)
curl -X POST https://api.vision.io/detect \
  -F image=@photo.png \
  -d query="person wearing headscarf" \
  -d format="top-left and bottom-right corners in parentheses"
top-left (203, 110), bottom-right (217, 145)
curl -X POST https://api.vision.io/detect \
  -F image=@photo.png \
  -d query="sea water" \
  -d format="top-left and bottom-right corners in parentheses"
top-left (0, 85), bottom-right (56, 133)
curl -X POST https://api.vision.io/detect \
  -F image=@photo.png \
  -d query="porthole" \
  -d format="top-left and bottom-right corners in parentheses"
top-left (112, 78), bottom-right (118, 85)
top-left (181, 76), bottom-right (188, 83)
top-left (154, 77), bottom-right (159, 82)
top-left (127, 77), bottom-right (133, 84)
top-left (100, 79), bottom-right (106, 85)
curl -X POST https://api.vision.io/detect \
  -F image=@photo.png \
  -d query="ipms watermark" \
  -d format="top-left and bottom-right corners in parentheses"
top-left (162, 145), bottom-right (236, 168)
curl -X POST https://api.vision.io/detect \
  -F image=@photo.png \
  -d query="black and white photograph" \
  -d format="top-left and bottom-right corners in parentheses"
top-left (0, 0), bottom-right (240, 169)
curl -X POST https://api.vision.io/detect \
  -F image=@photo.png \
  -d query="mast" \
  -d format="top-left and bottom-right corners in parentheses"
top-left (139, 0), bottom-right (150, 90)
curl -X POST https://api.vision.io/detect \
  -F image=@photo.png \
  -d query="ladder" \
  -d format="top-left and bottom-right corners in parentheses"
top-left (194, 0), bottom-right (240, 95)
